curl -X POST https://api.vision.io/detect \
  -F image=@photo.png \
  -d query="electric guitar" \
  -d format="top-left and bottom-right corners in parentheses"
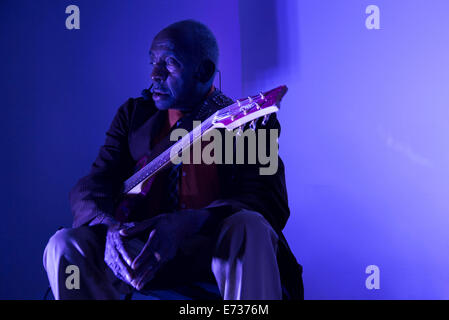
top-left (114, 85), bottom-right (288, 221)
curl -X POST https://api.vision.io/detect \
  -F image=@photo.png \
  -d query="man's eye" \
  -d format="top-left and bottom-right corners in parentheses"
top-left (166, 57), bottom-right (176, 66)
top-left (149, 58), bottom-right (179, 72)
top-left (165, 57), bottom-right (179, 71)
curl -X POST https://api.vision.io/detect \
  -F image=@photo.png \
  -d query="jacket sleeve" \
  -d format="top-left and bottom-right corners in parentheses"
top-left (205, 114), bottom-right (290, 234)
top-left (69, 99), bottom-right (136, 228)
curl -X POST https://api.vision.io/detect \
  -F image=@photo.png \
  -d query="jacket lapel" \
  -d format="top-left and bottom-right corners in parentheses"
top-left (129, 102), bottom-right (167, 162)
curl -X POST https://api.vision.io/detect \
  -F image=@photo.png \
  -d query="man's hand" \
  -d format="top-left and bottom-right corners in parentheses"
top-left (104, 222), bottom-right (143, 286)
top-left (119, 211), bottom-right (205, 290)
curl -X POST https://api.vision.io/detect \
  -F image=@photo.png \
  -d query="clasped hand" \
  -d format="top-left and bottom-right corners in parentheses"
top-left (104, 213), bottom-right (194, 291)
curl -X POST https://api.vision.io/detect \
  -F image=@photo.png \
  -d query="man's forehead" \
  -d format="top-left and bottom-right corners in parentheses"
top-left (150, 38), bottom-right (176, 51)
top-left (150, 30), bottom-right (194, 58)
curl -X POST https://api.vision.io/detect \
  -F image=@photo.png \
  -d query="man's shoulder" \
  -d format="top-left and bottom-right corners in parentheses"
top-left (210, 91), bottom-right (235, 109)
top-left (114, 95), bottom-right (158, 125)
top-left (195, 90), bottom-right (234, 121)
top-left (119, 96), bottom-right (157, 113)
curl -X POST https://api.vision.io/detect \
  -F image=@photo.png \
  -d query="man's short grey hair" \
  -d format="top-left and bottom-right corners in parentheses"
top-left (163, 19), bottom-right (219, 66)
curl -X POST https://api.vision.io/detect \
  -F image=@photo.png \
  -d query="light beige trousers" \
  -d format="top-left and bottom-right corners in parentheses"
top-left (43, 209), bottom-right (282, 300)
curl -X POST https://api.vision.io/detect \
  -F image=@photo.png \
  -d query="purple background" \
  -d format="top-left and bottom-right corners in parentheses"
top-left (1, 0), bottom-right (448, 299)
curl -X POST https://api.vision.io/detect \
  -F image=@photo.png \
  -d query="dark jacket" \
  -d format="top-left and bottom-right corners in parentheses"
top-left (69, 89), bottom-right (304, 299)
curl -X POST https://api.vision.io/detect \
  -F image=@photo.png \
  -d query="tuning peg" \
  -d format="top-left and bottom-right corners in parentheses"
top-left (262, 114), bottom-right (270, 126)
top-left (259, 92), bottom-right (266, 100)
top-left (255, 103), bottom-right (261, 110)
top-left (236, 126), bottom-right (243, 136)
top-left (237, 99), bottom-right (241, 107)
top-left (250, 120), bottom-right (256, 131)
top-left (248, 96), bottom-right (253, 103)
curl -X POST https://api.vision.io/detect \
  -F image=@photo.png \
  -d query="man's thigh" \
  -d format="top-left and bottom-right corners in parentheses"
top-left (141, 233), bottom-right (217, 292)
top-left (44, 224), bottom-right (133, 298)
top-left (44, 224), bottom-right (107, 268)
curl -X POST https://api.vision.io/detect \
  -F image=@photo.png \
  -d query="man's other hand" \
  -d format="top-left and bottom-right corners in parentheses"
top-left (119, 212), bottom-right (197, 291)
top-left (104, 222), bottom-right (144, 286)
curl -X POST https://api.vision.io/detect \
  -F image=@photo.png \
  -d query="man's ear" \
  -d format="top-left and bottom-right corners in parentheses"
top-left (195, 59), bottom-right (216, 83)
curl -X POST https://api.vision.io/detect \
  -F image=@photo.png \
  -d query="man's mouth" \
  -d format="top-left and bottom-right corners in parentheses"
top-left (152, 90), bottom-right (170, 100)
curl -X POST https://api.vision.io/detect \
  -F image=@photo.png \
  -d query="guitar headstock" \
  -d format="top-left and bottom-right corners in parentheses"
top-left (212, 85), bottom-right (288, 131)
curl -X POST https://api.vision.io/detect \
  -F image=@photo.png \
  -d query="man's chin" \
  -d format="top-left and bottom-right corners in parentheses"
top-left (153, 97), bottom-right (173, 110)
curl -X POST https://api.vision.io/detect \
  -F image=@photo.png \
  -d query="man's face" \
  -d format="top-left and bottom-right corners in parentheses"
top-left (149, 31), bottom-right (199, 111)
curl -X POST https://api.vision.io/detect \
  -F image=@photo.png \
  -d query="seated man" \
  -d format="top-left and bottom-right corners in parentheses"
top-left (43, 19), bottom-right (303, 300)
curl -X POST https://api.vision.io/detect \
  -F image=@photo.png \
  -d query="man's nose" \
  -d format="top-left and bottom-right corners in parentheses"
top-left (151, 64), bottom-right (168, 83)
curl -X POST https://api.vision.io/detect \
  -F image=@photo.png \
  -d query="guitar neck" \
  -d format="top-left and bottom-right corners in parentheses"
top-left (122, 113), bottom-right (217, 195)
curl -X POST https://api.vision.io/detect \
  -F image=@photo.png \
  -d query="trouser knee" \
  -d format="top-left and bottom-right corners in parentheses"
top-left (43, 226), bottom-right (101, 270)
top-left (215, 209), bottom-right (279, 255)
